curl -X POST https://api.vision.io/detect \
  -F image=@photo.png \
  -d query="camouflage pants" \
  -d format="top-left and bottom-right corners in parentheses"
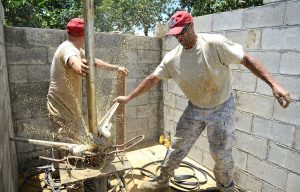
top-left (162, 94), bottom-right (236, 192)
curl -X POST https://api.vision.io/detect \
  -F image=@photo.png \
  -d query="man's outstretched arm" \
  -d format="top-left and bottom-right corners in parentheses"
top-left (113, 73), bottom-right (160, 104)
top-left (241, 52), bottom-right (291, 108)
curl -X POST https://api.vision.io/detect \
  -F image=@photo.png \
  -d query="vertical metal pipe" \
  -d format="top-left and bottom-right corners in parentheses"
top-left (83, 0), bottom-right (97, 134)
top-left (116, 72), bottom-right (126, 145)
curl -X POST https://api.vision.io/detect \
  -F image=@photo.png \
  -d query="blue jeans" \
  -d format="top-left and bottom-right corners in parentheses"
top-left (162, 94), bottom-right (236, 192)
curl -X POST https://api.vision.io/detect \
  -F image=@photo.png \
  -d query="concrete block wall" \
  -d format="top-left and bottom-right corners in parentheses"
top-left (0, 0), bottom-right (18, 191)
top-left (5, 26), bottom-right (162, 170)
top-left (162, 0), bottom-right (300, 191)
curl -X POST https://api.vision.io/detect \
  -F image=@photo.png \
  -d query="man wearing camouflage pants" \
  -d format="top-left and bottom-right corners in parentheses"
top-left (114, 11), bottom-right (291, 192)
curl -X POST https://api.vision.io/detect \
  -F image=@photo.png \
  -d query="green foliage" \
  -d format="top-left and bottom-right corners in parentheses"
top-left (2, 0), bottom-right (263, 34)
top-left (96, 0), bottom-right (178, 36)
top-left (2, 0), bottom-right (82, 29)
top-left (181, 0), bottom-right (263, 17)
top-left (2, 0), bottom-right (178, 36)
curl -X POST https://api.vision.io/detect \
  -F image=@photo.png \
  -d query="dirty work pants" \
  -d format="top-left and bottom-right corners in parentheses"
top-left (162, 94), bottom-right (236, 192)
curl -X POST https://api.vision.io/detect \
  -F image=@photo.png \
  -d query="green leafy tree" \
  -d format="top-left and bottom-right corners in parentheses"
top-left (3, 0), bottom-right (179, 36)
top-left (2, 0), bottom-right (82, 29)
top-left (180, 0), bottom-right (263, 17)
top-left (96, 0), bottom-right (178, 36)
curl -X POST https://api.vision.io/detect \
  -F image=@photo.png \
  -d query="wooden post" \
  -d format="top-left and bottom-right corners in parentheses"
top-left (83, 0), bottom-right (97, 135)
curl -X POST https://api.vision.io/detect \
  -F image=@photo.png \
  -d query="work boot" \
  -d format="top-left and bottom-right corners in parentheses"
top-left (140, 170), bottom-right (170, 191)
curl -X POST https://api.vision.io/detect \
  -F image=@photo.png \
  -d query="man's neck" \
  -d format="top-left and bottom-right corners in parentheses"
top-left (184, 33), bottom-right (197, 50)
top-left (67, 36), bottom-right (83, 50)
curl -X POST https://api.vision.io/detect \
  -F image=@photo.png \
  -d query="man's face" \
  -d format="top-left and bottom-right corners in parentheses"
top-left (174, 23), bottom-right (194, 47)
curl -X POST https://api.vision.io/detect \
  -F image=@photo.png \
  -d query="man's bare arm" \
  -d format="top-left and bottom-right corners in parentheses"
top-left (241, 52), bottom-right (291, 108)
top-left (67, 56), bottom-right (89, 77)
top-left (113, 73), bottom-right (160, 104)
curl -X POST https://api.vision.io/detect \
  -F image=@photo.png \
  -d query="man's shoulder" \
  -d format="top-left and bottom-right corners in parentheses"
top-left (197, 33), bottom-right (226, 45)
top-left (58, 41), bottom-right (80, 55)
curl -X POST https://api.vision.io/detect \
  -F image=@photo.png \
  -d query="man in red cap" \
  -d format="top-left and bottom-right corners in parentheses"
top-left (47, 17), bottom-right (128, 145)
top-left (114, 11), bottom-right (291, 191)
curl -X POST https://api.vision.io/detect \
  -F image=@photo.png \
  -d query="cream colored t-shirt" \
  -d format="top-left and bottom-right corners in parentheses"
top-left (47, 41), bottom-right (85, 122)
top-left (153, 33), bottom-right (244, 108)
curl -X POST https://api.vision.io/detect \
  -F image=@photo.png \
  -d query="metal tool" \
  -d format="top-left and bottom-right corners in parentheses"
top-left (10, 137), bottom-right (93, 156)
top-left (97, 102), bottom-right (120, 138)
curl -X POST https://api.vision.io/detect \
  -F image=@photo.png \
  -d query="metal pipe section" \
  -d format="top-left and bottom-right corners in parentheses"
top-left (11, 137), bottom-right (77, 148)
top-left (83, 0), bottom-right (97, 134)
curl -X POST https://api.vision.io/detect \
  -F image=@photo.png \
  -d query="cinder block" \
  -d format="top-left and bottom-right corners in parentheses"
top-left (243, 4), bottom-right (285, 28)
top-left (286, 172), bottom-right (300, 192)
top-left (164, 105), bottom-right (175, 121)
top-left (123, 50), bottom-right (138, 65)
top-left (212, 10), bottom-right (243, 31)
top-left (127, 78), bottom-right (139, 93)
top-left (28, 65), bottom-right (50, 82)
top-left (148, 114), bottom-right (159, 130)
top-left (285, 1), bottom-right (300, 26)
top-left (137, 50), bottom-right (161, 64)
top-left (0, 44), bottom-right (5, 70)
top-left (253, 116), bottom-right (294, 146)
top-left (232, 71), bottom-right (256, 92)
top-left (234, 168), bottom-right (263, 192)
top-left (136, 105), bottom-right (149, 117)
top-left (262, 182), bottom-right (284, 192)
top-left (4, 27), bottom-right (27, 46)
top-left (262, 27), bottom-right (300, 51)
top-left (175, 95), bottom-right (188, 111)
top-left (173, 108), bottom-right (183, 122)
top-left (235, 110), bottom-right (253, 133)
top-left (248, 51), bottom-right (280, 74)
top-left (0, 22), bottom-right (4, 44)
top-left (25, 28), bottom-right (65, 46)
top-left (8, 65), bottom-right (28, 83)
top-left (294, 128), bottom-right (300, 151)
top-left (233, 148), bottom-right (247, 170)
top-left (235, 131), bottom-right (268, 159)
top-left (127, 92), bottom-right (149, 106)
top-left (280, 52), bottom-right (300, 75)
top-left (6, 45), bottom-right (47, 65)
top-left (149, 90), bottom-right (161, 104)
top-left (273, 101), bottom-right (300, 126)
top-left (126, 116), bottom-right (148, 131)
top-left (236, 92), bottom-right (274, 118)
top-left (226, 30), bottom-right (261, 49)
top-left (125, 106), bottom-right (137, 120)
top-left (247, 155), bottom-right (288, 190)
top-left (268, 143), bottom-right (300, 174)
top-left (194, 14), bottom-right (212, 33)
top-left (124, 35), bottom-right (161, 51)
top-left (257, 75), bottom-right (300, 101)
top-left (47, 46), bottom-right (56, 65)
top-left (163, 36), bottom-right (178, 51)
top-left (95, 33), bottom-right (127, 49)
top-left (164, 92), bottom-right (176, 108)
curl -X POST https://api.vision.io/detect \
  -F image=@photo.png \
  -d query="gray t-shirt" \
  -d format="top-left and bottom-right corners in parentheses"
top-left (153, 33), bottom-right (244, 108)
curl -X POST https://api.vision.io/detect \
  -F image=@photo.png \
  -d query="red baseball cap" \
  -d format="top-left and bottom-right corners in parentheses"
top-left (66, 18), bottom-right (84, 36)
top-left (166, 11), bottom-right (193, 36)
